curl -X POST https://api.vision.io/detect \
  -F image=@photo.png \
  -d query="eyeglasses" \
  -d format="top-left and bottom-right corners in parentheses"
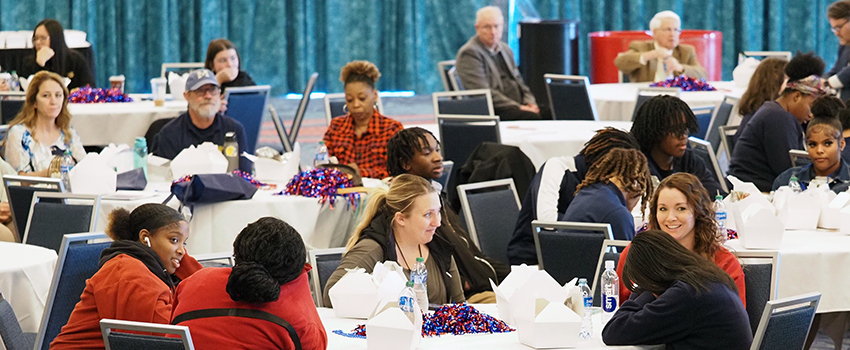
top-left (832, 20), bottom-right (849, 33)
top-left (656, 27), bottom-right (681, 34)
top-left (191, 86), bottom-right (221, 96)
top-left (32, 35), bottom-right (49, 43)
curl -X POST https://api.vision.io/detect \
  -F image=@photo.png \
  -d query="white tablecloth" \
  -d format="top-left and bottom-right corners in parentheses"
top-left (412, 120), bottom-right (633, 169)
top-left (320, 304), bottom-right (661, 349)
top-left (68, 99), bottom-right (187, 146)
top-left (97, 187), bottom-right (362, 255)
top-left (588, 81), bottom-right (746, 121)
top-left (0, 242), bottom-right (57, 333)
top-left (725, 230), bottom-right (850, 313)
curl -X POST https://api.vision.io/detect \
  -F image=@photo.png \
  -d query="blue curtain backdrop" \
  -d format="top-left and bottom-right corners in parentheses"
top-left (0, 0), bottom-right (839, 95)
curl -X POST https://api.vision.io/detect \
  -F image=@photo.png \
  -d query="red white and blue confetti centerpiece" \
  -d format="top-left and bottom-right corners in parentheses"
top-left (649, 76), bottom-right (716, 91)
top-left (68, 85), bottom-right (134, 103)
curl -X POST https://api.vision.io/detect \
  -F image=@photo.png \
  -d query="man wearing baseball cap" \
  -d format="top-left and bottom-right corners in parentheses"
top-left (152, 69), bottom-right (252, 171)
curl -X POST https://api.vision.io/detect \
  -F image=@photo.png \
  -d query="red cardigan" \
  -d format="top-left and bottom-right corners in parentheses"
top-left (616, 244), bottom-right (746, 307)
top-left (50, 254), bottom-right (202, 350)
top-left (171, 265), bottom-right (327, 350)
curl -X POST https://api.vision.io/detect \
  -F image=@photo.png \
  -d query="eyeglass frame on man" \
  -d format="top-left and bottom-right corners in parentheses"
top-left (190, 85), bottom-right (221, 96)
top-left (832, 19), bottom-right (849, 33)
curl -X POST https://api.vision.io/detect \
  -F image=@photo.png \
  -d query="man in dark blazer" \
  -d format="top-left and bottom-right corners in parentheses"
top-left (455, 6), bottom-right (541, 121)
top-left (827, 1), bottom-right (850, 100)
top-left (613, 11), bottom-right (706, 83)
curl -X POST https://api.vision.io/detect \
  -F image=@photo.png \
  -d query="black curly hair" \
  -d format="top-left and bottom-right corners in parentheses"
top-left (784, 51), bottom-right (825, 82)
top-left (629, 95), bottom-right (698, 154)
top-left (579, 127), bottom-right (640, 167)
top-left (386, 127), bottom-right (440, 177)
top-left (810, 95), bottom-right (845, 119)
top-left (226, 217), bottom-right (307, 303)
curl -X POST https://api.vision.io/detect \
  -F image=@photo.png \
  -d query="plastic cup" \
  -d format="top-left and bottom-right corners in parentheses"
top-left (109, 75), bottom-right (125, 93)
top-left (150, 77), bottom-right (167, 106)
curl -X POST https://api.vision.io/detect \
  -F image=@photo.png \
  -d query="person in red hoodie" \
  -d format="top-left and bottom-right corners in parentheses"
top-left (50, 203), bottom-right (202, 349)
top-left (171, 217), bottom-right (327, 349)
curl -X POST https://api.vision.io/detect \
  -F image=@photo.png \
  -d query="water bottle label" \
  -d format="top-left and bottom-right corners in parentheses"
top-left (583, 296), bottom-right (592, 308)
top-left (715, 212), bottom-right (727, 221)
top-left (60, 165), bottom-right (72, 173)
top-left (413, 274), bottom-right (427, 285)
top-left (224, 145), bottom-right (238, 157)
top-left (399, 296), bottom-right (414, 312)
top-left (602, 294), bottom-right (618, 312)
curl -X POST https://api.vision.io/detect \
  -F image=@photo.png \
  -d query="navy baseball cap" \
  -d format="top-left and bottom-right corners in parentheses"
top-left (185, 69), bottom-right (220, 91)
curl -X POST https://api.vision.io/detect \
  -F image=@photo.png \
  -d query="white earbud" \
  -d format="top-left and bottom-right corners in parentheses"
top-left (144, 237), bottom-right (151, 247)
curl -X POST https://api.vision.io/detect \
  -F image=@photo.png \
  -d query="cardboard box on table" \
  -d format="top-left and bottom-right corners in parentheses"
top-left (69, 153), bottom-right (117, 195)
top-left (365, 297), bottom-right (422, 350)
top-left (327, 261), bottom-right (408, 319)
top-left (832, 192), bottom-right (850, 232)
top-left (170, 142), bottom-right (228, 178)
top-left (147, 155), bottom-right (173, 183)
top-left (515, 299), bottom-right (582, 349)
top-left (730, 201), bottom-right (784, 250)
top-left (774, 188), bottom-right (821, 231)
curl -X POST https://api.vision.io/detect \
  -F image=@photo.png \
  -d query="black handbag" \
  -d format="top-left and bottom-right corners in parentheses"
top-left (166, 173), bottom-right (257, 208)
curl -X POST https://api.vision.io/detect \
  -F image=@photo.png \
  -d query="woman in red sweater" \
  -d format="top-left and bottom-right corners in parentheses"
top-left (51, 203), bottom-right (202, 349)
top-left (171, 217), bottom-right (327, 349)
top-left (617, 173), bottom-right (745, 306)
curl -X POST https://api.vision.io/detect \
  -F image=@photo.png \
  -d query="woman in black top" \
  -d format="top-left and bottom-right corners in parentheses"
top-left (602, 230), bottom-right (752, 350)
top-left (20, 19), bottom-right (95, 90)
top-left (204, 38), bottom-right (255, 91)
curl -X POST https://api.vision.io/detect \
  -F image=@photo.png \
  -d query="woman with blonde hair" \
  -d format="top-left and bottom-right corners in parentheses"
top-left (322, 60), bottom-right (403, 179)
top-left (322, 174), bottom-right (464, 307)
top-left (4, 70), bottom-right (85, 176)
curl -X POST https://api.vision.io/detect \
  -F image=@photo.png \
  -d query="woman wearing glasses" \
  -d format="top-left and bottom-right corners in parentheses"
top-left (20, 19), bottom-right (94, 90)
top-left (826, 1), bottom-right (850, 99)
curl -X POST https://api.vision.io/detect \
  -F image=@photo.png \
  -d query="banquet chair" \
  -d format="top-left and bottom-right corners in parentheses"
top-left (688, 137), bottom-right (729, 193)
top-left (733, 251), bottom-right (780, 335)
top-left (706, 96), bottom-right (739, 153)
top-left (750, 292), bottom-right (820, 350)
top-left (3, 175), bottom-right (64, 242)
top-left (285, 73), bottom-right (318, 147)
top-left (0, 292), bottom-right (35, 350)
top-left (632, 87), bottom-right (680, 121)
top-left (35, 232), bottom-right (111, 350)
top-left (224, 85), bottom-right (271, 153)
top-left (308, 248), bottom-right (346, 307)
top-left (144, 117), bottom-right (177, 152)
top-left (789, 150), bottom-right (811, 168)
top-left (737, 51), bottom-right (793, 64)
top-left (323, 93), bottom-right (385, 126)
top-left (436, 115), bottom-right (500, 166)
top-left (458, 178), bottom-right (520, 266)
top-left (591, 239), bottom-right (630, 308)
top-left (100, 319), bottom-right (194, 350)
top-left (437, 60), bottom-right (456, 91)
top-left (268, 105), bottom-right (293, 153)
top-left (448, 67), bottom-right (465, 91)
top-left (1, 99), bottom-right (24, 124)
top-left (160, 62), bottom-right (205, 79)
top-left (690, 105), bottom-right (716, 140)
top-left (435, 161), bottom-right (453, 190)
top-left (544, 74), bottom-right (598, 121)
top-left (719, 125), bottom-right (738, 162)
top-left (194, 252), bottom-right (235, 268)
top-left (532, 220), bottom-right (613, 286)
top-left (432, 89), bottom-right (495, 116)
top-left (23, 192), bottom-right (100, 253)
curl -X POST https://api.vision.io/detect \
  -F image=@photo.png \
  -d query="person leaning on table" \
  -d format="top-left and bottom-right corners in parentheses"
top-left (602, 230), bottom-right (752, 349)
top-left (323, 174), bottom-right (465, 307)
top-left (613, 11), bottom-right (706, 83)
top-left (19, 19), bottom-right (95, 90)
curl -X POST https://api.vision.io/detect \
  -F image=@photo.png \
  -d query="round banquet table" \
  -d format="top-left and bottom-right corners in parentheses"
top-left (68, 98), bottom-right (187, 146)
top-left (320, 304), bottom-right (662, 349)
top-left (588, 81), bottom-right (746, 121)
top-left (0, 242), bottom-right (57, 333)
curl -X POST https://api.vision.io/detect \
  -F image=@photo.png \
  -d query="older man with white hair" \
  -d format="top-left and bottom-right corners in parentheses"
top-left (614, 11), bottom-right (706, 82)
top-left (455, 6), bottom-right (541, 121)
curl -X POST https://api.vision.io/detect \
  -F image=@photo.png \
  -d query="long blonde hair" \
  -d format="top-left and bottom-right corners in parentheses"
top-left (9, 71), bottom-right (73, 144)
top-left (345, 174), bottom-right (435, 250)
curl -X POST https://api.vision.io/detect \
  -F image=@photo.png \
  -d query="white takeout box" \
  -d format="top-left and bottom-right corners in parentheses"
top-left (365, 302), bottom-right (422, 350)
top-left (147, 154), bottom-right (173, 183)
top-left (168, 71), bottom-right (188, 101)
top-left (841, 205), bottom-right (850, 233)
top-left (516, 299), bottom-right (582, 349)
top-left (490, 264), bottom-right (538, 325)
top-left (776, 189), bottom-right (821, 230)
top-left (99, 143), bottom-right (134, 173)
top-left (69, 153), bottom-right (117, 195)
top-left (508, 270), bottom-right (570, 324)
top-left (170, 142), bottom-right (227, 178)
top-left (328, 269), bottom-right (379, 319)
top-left (724, 176), bottom-right (776, 231)
top-left (817, 188), bottom-right (840, 230)
top-left (831, 192), bottom-right (850, 232)
top-left (732, 201), bottom-right (784, 250)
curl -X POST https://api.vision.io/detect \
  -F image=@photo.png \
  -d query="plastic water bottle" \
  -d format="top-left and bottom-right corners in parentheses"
top-left (399, 281), bottom-right (416, 323)
top-left (601, 261), bottom-right (619, 324)
top-left (788, 176), bottom-right (802, 193)
top-left (578, 278), bottom-right (592, 339)
top-left (713, 193), bottom-right (727, 240)
top-left (411, 257), bottom-right (429, 311)
top-left (133, 137), bottom-right (148, 178)
top-left (223, 132), bottom-right (239, 172)
top-left (9, 71), bottom-right (20, 91)
top-left (59, 149), bottom-right (75, 191)
top-left (314, 141), bottom-right (329, 167)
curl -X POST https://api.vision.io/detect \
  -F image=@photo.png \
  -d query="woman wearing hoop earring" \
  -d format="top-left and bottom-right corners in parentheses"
top-left (322, 60), bottom-right (403, 179)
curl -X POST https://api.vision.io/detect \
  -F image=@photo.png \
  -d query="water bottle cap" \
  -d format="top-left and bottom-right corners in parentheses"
top-left (318, 141), bottom-right (325, 145)
top-left (790, 176), bottom-right (798, 181)
top-left (578, 278), bottom-right (587, 284)
top-left (715, 194), bottom-right (722, 200)
top-left (406, 281), bottom-right (414, 287)
top-left (605, 260), bottom-right (614, 269)
top-left (415, 257), bottom-right (424, 262)
top-left (135, 137), bottom-right (146, 146)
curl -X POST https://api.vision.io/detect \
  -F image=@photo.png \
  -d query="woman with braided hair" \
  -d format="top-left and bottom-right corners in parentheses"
top-left (560, 148), bottom-right (653, 240)
top-left (630, 94), bottom-right (726, 196)
top-left (323, 60), bottom-right (403, 179)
